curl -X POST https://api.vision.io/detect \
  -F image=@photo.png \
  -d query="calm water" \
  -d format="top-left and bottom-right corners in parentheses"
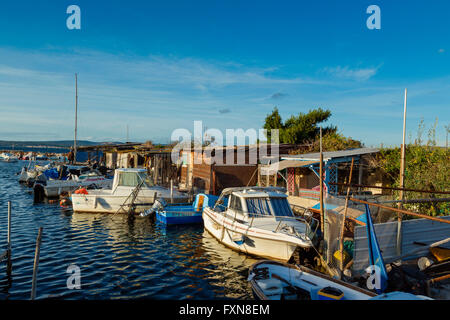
top-left (0, 161), bottom-right (257, 300)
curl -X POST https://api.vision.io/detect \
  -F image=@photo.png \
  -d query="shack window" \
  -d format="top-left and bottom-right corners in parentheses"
top-left (246, 198), bottom-right (271, 216)
top-left (270, 198), bottom-right (293, 217)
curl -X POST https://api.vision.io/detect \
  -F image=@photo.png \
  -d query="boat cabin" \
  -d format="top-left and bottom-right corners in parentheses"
top-left (214, 187), bottom-right (296, 221)
top-left (112, 168), bottom-right (154, 191)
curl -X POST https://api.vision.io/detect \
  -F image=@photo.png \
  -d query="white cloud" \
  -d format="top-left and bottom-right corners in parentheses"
top-left (0, 47), bottom-right (448, 147)
top-left (322, 65), bottom-right (380, 81)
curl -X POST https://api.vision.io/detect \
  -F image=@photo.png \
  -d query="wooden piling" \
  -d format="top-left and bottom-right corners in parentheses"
top-left (170, 179), bottom-right (173, 203)
top-left (7, 201), bottom-right (12, 274)
top-left (30, 227), bottom-right (43, 300)
top-left (319, 127), bottom-right (324, 234)
top-left (339, 157), bottom-right (354, 274)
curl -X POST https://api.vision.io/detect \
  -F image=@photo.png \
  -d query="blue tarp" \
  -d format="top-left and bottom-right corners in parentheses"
top-left (43, 168), bottom-right (68, 180)
top-left (364, 204), bottom-right (388, 293)
top-left (43, 168), bottom-right (59, 180)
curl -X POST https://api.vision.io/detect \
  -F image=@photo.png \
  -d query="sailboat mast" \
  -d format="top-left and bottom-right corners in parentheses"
top-left (74, 73), bottom-right (78, 163)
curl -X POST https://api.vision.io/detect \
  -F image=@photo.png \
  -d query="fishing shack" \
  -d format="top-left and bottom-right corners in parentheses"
top-left (178, 144), bottom-right (299, 195)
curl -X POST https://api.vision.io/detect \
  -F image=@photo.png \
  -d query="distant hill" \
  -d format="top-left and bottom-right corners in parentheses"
top-left (0, 140), bottom-right (124, 149)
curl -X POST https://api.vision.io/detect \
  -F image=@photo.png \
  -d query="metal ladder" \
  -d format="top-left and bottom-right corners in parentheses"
top-left (113, 179), bottom-right (146, 216)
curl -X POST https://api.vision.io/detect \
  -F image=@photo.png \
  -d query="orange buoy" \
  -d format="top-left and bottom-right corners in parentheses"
top-left (74, 188), bottom-right (88, 195)
top-left (60, 198), bottom-right (72, 207)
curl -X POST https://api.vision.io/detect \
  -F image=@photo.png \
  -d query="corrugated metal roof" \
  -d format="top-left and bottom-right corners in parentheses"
top-left (282, 147), bottom-right (379, 161)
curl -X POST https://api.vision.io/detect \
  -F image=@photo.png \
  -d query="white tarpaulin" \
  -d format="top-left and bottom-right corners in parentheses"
top-left (260, 160), bottom-right (318, 175)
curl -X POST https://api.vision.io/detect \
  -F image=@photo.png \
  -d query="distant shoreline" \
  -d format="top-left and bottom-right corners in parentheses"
top-left (0, 140), bottom-right (123, 149)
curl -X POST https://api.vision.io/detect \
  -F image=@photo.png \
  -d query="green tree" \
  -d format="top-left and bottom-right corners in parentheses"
top-left (263, 107), bottom-right (284, 142)
top-left (263, 107), bottom-right (336, 144)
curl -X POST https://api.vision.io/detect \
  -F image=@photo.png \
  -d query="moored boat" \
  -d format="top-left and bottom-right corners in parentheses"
top-left (248, 260), bottom-right (432, 300)
top-left (0, 152), bottom-right (19, 162)
top-left (154, 193), bottom-right (219, 225)
top-left (202, 186), bottom-right (319, 262)
top-left (33, 165), bottom-right (112, 201)
top-left (71, 168), bottom-right (189, 214)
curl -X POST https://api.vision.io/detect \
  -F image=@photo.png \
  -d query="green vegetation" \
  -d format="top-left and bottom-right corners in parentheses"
top-left (303, 131), bottom-right (362, 154)
top-left (263, 107), bottom-right (363, 153)
top-left (263, 107), bottom-right (336, 144)
top-left (377, 119), bottom-right (450, 216)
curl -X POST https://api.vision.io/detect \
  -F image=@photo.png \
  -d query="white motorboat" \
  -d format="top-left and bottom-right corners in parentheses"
top-left (0, 152), bottom-right (19, 162)
top-left (202, 186), bottom-right (319, 262)
top-left (71, 168), bottom-right (189, 214)
top-left (18, 160), bottom-right (47, 183)
top-left (248, 260), bottom-right (432, 300)
top-left (18, 166), bottom-right (39, 183)
top-left (33, 165), bottom-right (112, 200)
top-left (19, 162), bottom-right (56, 185)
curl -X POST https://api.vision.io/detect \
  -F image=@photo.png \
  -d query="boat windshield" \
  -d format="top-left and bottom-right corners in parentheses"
top-left (270, 197), bottom-right (294, 217)
top-left (246, 197), bottom-right (293, 217)
top-left (246, 198), bottom-right (272, 217)
top-left (118, 171), bottom-right (153, 187)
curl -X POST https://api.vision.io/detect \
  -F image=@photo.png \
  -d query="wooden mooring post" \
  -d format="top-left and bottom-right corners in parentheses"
top-left (7, 201), bottom-right (12, 275)
top-left (30, 227), bottom-right (43, 300)
top-left (319, 127), bottom-right (324, 234)
top-left (170, 179), bottom-right (174, 203)
top-left (339, 157), bottom-right (354, 275)
top-left (1, 201), bottom-right (12, 275)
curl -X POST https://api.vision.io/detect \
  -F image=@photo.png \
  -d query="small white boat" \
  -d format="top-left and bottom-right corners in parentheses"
top-left (248, 260), bottom-right (433, 300)
top-left (19, 162), bottom-right (57, 185)
top-left (34, 165), bottom-right (112, 199)
top-left (202, 186), bottom-right (319, 262)
top-left (71, 168), bottom-right (189, 214)
top-left (18, 166), bottom-right (39, 183)
top-left (0, 152), bottom-right (19, 162)
top-left (18, 160), bottom-right (46, 183)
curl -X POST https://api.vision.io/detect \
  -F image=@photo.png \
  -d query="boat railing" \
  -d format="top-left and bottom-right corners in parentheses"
top-left (273, 215), bottom-right (318, 239)
top-left (218, 207), bottom-right (318, 240)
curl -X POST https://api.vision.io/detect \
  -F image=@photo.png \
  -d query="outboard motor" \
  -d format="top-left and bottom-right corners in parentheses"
top-left (139, 198), bottom-right (166, 217)
top-left (33, 183), bottom-right (45, 203)
top-left (153, 198), bottom-right (167, 211)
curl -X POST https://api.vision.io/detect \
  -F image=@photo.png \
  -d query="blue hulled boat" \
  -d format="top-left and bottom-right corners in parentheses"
top-left (155, 193), bottom-right (219, 225)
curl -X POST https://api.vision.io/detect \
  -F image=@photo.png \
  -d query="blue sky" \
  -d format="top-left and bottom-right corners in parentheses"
top-left (0, 0), bottom-right (448, 146)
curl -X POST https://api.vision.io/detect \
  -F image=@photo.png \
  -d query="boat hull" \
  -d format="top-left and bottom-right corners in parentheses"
top-left (249, 260), bottom-right (377, 300)
top-left (72, 194), bottom-right (188, 214)
top-left (43, 179), bottom-right (113, 198)
top-left (202, 208), bottom-right (306, 262)
top-left (156, 211), bottom-right (203, 225)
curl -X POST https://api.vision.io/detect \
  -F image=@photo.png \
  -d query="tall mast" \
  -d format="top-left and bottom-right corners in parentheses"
top-left (396, 88), bottom-right (407, 256)
top-left (74, 73), bottom-right (78, 163)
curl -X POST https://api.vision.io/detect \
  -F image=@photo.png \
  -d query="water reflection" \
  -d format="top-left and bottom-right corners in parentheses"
top-left (0, 161), bottom-right (255, 300)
